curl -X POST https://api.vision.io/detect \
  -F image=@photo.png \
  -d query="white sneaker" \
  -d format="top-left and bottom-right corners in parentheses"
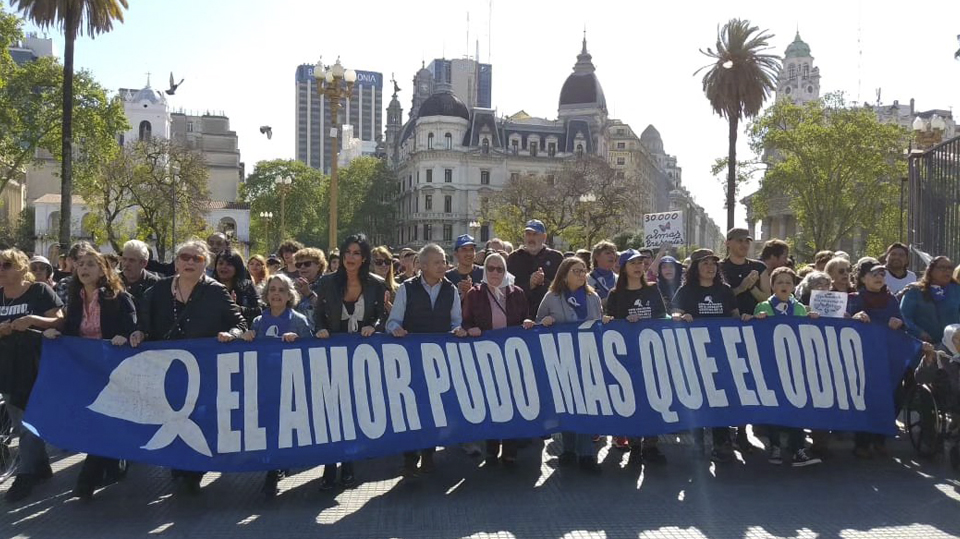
top-left (768, 446), bottom-right (783, 465)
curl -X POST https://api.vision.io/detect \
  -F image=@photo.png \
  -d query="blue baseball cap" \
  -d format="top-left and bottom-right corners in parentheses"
top-left (618, 249), bottom-right (650, 267)
top-left (524, 219), bottom-right (546, 234)
top-left (454, 234), bottom-right (477, 250)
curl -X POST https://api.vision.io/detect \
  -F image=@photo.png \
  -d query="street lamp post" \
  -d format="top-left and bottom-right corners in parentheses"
top-left (314, 57), bottom-right (356, 250)
top-left (259, 211), bottom-right (274, 249)
top-left (275, 177), bottom-right (292, 239)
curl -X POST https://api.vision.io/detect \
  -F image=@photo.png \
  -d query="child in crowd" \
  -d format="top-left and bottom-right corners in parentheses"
top-left (754, 266), bottom-right (822, 467)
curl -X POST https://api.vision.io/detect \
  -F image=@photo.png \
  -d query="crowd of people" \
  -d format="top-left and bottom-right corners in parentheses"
top-left (0, 221), bottom-right (955, 504)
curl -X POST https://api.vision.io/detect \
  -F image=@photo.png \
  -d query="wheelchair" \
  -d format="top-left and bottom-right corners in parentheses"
top-left (902, 375), bottom-right (960, 470)
top-left (0, 395), bottom-right (15, 479)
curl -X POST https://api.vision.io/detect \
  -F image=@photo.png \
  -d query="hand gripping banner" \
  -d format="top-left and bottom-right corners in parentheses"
top-left (24, 318), bottom-right (922, 472)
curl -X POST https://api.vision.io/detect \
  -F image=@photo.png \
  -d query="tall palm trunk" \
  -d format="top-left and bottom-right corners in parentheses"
top-left (726, 114), bottom-right (739, 230)
top-left (59, 16), bottom-right (77, 248)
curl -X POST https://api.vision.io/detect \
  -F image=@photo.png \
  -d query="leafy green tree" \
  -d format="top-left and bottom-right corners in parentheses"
top-left (749, 93), bottom-right (908, 257)
top-left (697, 19), bottom-right (779, 230)
top-left (11, 0), bottom-right (128, 248)
top-left (242, 159), bottom-right (326, 253)
top-left (346, 158), bottom-right (398, 248)
top-left (75, 144), bottom-right (138, 252)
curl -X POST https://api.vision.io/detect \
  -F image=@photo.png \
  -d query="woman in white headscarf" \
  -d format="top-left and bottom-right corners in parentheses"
top-left (462, 252), bottom-right (534, 466)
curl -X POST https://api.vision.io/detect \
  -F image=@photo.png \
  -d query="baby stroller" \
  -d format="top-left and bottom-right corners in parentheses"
top-left (904, 324), bottom-right (960, 470)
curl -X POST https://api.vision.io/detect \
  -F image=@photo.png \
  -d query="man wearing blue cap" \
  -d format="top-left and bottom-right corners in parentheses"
top-left (445, 234), bottom-right (484, 300)
top-left (507, 219), bottom-right (563, 314)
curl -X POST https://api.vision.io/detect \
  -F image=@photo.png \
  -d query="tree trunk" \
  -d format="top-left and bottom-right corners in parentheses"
top-left (59, 20), bottom-right (77, 249)
top-left (726, 115), bottom-right (738, 231)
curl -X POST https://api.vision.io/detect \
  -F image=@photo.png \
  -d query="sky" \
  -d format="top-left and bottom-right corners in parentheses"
top-left (7, 0), bottom-right (960, 230)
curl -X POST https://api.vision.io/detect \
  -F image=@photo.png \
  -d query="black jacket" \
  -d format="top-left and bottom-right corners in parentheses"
top-left (121, 269), bottom-right (161, 305)
top-left (139, 275), bottom-right (246, 341)
top-left (313, 273), bottom-right (387, 333)
top-left (63, 288), bottom-right (137, 339)
top-left (0, 330), bottom-right (43, 408)
top-left (223, 278), bottom-right (262, 327)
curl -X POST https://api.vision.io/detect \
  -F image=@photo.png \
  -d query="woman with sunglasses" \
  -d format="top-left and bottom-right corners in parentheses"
top-left (130, 239), bottom-right (246, 496)
top-left (43, 249), bottom-right (136, 500)
top-left (28, 256), bottom-right (56, 287)
top-left (213, 249), bottom-right (262, 327)
top-left (824, 257), bottom-right (854, 293)
top-left (371, 246), bottom-right (399, 314)
top-left (313, 234), bottom-right (386, 490)
top-left (291, 247), bottom-right (327, 327)
top-left (0, 248), bottom-right (63, 503)
top-left (462, 252), bottom-right (535, 466)
top-left (536, 256), bottom-right (606, 473)
top-left (901, 256), bottom-right (960, 344)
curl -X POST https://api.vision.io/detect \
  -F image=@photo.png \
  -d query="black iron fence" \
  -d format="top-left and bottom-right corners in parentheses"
top-left (907, 135), bottom-right (960, 267)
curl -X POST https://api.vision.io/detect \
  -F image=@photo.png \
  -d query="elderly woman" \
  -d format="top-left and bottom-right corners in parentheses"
top-left (314, 234), bottom-right (386, 490)
top-left (130, 239), bottom-right (246, 495)
top-left (43, 249), bottom-right (137, 500)
top-left (462, 252), bottom-right (534, 466)
top-left (901, 257), bottom-right (960, 344)
top-left (213, 248), bottom-right (262, 327)
top-left (292, 247), bottom-right (327, 327)
top-left (537, 256), bottom-right (605, 473)
top-left (0, 248), bottom-right (63, 503)
top-left (824, 257), bottom-right (854, 293)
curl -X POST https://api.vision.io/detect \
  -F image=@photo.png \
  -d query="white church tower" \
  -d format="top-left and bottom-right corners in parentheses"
top-left (118, 76), bottom-right (170, 145)
top-left (776, 32), bottom-right (820, 104)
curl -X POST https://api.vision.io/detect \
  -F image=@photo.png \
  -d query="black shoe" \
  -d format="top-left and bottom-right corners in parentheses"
top-left (181, 476), bottom-right (202, 496)
top-left (261, 471), bottom-right (280, 498)
top-left (319, 477), bottom-right (336, 491)
top-left (37, 463), bottom-right (53, 481)
top-left (558, 451), bottom-right (577, 467)
top-left (627, 446), bottom-right (644, 467)
top-left (420, 453), bottom-right (436, 474)
top-left (501, 457), bottom-right (517, 469)
top-left (710, 448), bottom-right (733, 464)
top-left (642, 446), bottom-right (667, 464)
top-left (72, 481), bottom-right (95, 501)
top-left (578, 456), bottom-right (601, 474)
top-left (791, 448), bottom-right (822, 468)
top-left (5, 474), bottom-right (37, 503)
top-left (340, 473), bottom-right (356, 488)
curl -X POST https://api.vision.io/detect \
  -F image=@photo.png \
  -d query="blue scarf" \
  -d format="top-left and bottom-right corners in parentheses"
top-left (931, 285), bottom-right (947, 303)
top-left (565, 287), bottom-right (589, 321)
top-left (769, 295), bottom-right (798, 316)
top-left (590, 269), bottom-right (616, 299)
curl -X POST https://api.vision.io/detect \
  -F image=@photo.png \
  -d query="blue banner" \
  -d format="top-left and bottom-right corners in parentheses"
top-left (25, 318), bottom-right (922, 472)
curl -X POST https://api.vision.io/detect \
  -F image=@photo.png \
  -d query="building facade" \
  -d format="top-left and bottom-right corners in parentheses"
top-left (409, 57), bottom-right (492, 121)
top-left (294, 64), bottom-right (383, 173)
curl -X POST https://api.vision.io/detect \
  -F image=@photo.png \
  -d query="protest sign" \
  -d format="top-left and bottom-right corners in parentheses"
top-left (809, 290), bottom-right (849, 318)
top-left (643, 212), bottom-right (684, 247)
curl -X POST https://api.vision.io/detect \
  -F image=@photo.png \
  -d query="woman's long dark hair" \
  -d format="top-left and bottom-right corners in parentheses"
top-left (683, 258), bottom-right (725, 288)
top-left (335, 233), bottom-right (372, 288)
top-left (612, 258), bottom-right (649, 294)
top-left (657, 259), bottom-right (683, 298)
top-left (918, 256), bottom-right (953, 300)
top-left (68, 249), bottom-right (125, 308)
top-left (214, 248), bottom-right (249, 288)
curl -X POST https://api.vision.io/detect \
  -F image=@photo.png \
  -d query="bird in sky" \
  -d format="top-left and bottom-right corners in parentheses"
top-left (166, 72), bottom-right (184, 96)
top-left (260, 126), bottom-right (273, 140)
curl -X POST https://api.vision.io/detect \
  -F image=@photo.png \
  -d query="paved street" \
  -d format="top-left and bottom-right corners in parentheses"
top-left (1, 434), bottom-right (959, 539)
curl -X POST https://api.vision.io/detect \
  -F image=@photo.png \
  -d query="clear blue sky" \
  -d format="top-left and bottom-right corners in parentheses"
top-left (8, 0), bottom-right (960, 229)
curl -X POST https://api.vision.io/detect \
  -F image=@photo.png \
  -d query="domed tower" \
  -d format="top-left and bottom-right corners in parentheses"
top-left (558, 35), bottom-right (608, 156)
top-left (410, 61), bottom-right (434, 121)
top-left (119, 75), bottom-right (170, 145)
top-left (777, 32), bottom-right (820, 104)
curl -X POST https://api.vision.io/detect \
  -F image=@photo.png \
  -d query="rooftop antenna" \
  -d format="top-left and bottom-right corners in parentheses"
top-left (857, 0), bottom-right (863, 105)
top-left (466, 11), bottom-right (470, 59)
top-left (488, 0), bottom-right (492, 63)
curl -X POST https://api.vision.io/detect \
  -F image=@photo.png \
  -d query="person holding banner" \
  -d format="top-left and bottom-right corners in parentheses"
top-left (130, 239), bottom-right (247, 495)
top-left (537, 256), bottom-right (605, 473)
top-left (605, 249), bottom-right (669, 465)
top-left (462, 252), bottom-right (535, 467)
top-left (292, 248), bottom-right (328, 328)
top-left (673, 248), bottom-right (742, 463)
top-left (213, 249), bottom-right (262, 328)
top-left (656, 255), bottom-right (684, 312)
top-left (587, 241), bottom-right (618, 304)
top-left (752, 267), bottom-right (822, 468)
top-left (0, 248), bottom-right (63, 503)
top-left (314, 234), bottom-right (386, 489)
top-left (371, 246), bottom-right (399, 313)
top-left (508, 219), bottom-right (564, 316)
top-left (43, 249), bottom-right (138, 500)
top-left (900, 256), bottom-right (960, 344)
top-left (386, 243), bottom-right (466, 477)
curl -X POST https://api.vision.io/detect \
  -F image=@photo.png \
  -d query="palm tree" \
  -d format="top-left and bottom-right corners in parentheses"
top-left (697, 19), bottom-right (779, 230)
top-left (12, 0), bottom-right (128, 248)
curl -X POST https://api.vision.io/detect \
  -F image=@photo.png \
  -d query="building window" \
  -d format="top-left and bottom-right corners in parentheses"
top-left (423, 224), bottom-right (431, 241)
top-left (616, 157), bottom-right (626, 166)
top-left (426, 169), bottom-right (433, 183)
top-left (444, 169), bottom-right (452, 183)
top-left (510, 172), bottom-right (519, 182)
top-left (138, 120), bottom-right (152, 142)
top-left (616, 128), bottom-right (624, 135)
top-left (187, 122), bottom-right (194, 133)
top-left (802, 64), bottom-right (810, 78)
top-left (576, 143), bottom-right (584, 158)
top-left (788, 64), bottom-right (796, 80)
top-left (445, 132), bottom-right (453, 149)
top-left (547, 174), bottom-right (555, 186)
top-left (617, 142), bottom-right (625, 149)
top-left (425, 194), bottom-right (433, 211)
top-left (480, 170), bottom-right (490, 185)
top-left (427, 132), bottom-right (434, 149)
top-left (413, 225), bottom-right (418, 241)
top-left (548, 142), bottom-right (556, 157)
top-left (444, 195), bottom-right (452, 213)
top-left (511, 139), bottom-right (519, 155)
top-left (530, 142), bottom-right (538, 157)
top-left (480, 224), bottom-right (490, 243)
top-left (482, 138), bottom-right (490, 154)
top-left (443, 224), bottom-right (453, 242)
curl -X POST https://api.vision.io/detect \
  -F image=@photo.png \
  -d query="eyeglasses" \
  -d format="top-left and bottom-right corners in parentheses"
top-left (373, 259), bottom-right (391, 266)
top-left (486, 266), bottom-right (505, 273)
top-left (295, 261), bottom-right (316, 269)
top-left (570, 268), bottom-right (587, 276)
top-left (178, 253), bottom-right (204, 264)
top-left (0, 261), bottom-right (14, 270)
top-left (837, 268), bottom-right (850, 274)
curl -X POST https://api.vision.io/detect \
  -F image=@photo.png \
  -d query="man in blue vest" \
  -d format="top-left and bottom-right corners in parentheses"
top-left (386, 243), bottom-right (466, 476)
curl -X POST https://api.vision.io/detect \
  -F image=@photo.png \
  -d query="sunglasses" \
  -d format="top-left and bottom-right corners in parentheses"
top-left (295, 261), bottom-right (316, 269)
top-left (178, 253), bottom-right (204, 264)
top-left (373, 259), bottom-right (391, 266)
top-left (486, 266), bottom-right (505, 273)
top-left (837, 268), bottom-right (850, 274)
top-left (868, 269), bottom-right (887, 277)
